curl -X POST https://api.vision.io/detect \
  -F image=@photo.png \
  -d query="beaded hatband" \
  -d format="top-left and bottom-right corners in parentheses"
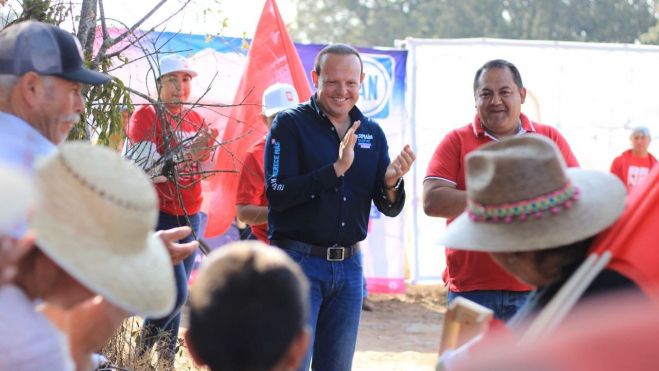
top-left (467, 183), bottom-right (580, 223)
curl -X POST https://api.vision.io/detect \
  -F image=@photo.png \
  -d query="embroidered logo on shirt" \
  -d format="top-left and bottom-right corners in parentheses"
top-left (270, 139), bottom-right (285, 191)
top-left (357, 133), bottom-right (373, 149)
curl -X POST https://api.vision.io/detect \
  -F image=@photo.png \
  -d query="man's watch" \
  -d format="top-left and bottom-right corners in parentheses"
top-left (385, 177), bottom-right (403, 191)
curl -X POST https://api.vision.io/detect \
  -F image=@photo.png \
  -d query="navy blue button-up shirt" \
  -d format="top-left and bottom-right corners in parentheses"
top-left (264, 94), bottom-right (405, 247)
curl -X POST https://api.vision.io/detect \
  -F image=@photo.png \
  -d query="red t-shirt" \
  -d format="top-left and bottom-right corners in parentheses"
top-left (425, 114), bottom-right (579, 292)
top-left (610, 149), bottom-right (657, 192)
top-left (235, 139), bottom-right (269, 243)
top-left (127, 105), bottom-right (206, 215)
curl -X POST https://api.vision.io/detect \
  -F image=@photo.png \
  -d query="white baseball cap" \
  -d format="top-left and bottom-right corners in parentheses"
top-left (262, 83), bottom-right (299, 117)
top-left (157, 54), bottom-right (198, 79)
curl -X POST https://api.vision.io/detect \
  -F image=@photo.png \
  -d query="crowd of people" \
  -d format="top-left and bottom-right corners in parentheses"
top-left (0, 18), bottom-right (656, 371)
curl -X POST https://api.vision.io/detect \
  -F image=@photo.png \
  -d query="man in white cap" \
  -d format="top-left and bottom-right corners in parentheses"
top-left (610, 126), bottom-right (657, 192)
top-left (236, 83), bottom-right (300, 243)
top-left (0, 20), bottom-right (197, 369)
top-left (125, 53), bottom-right (218, 357)
top-left (0, 142), bottom-right (177, 371)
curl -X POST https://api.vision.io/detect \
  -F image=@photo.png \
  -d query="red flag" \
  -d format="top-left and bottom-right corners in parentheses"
top-left (591, 165), bottom-right (659, 303)
top-left (203, 0), bottom-right (312, 237)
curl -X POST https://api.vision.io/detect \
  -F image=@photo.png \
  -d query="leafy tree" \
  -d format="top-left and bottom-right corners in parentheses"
top-left (291, 0), bottom-right (658, 46)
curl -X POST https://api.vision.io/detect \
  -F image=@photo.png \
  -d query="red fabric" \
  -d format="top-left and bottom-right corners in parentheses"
top-left (609, 149), bottom-right (657, 192)
top-left (235, 139), bottom-right (269, 243)
top-left (204, 0), bottom-right (312, 237)
top-left (592, 163), bottom-right (659, 305)
top-left (127, 105), bottom-right (206, 215)
top-left (425, 114), bottom-right (579, 292)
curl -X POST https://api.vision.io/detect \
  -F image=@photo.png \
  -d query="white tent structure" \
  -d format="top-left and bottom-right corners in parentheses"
top-left (403, 38), bottom-right (659, 283)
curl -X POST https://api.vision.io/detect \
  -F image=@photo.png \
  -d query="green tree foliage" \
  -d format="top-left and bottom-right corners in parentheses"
top-left (291, 0), bottom-right (658, 46)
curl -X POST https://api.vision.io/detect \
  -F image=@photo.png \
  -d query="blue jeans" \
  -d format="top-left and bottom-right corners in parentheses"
top-left (448, 290), bottom-right (530, 322)
top-left (141, 211), bottom-right (200, 355)
top-left (284, 248), bottom-right (363, 371)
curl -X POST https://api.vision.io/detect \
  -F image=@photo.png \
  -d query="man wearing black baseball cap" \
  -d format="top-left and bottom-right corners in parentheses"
top-left (0, 20), bottom-right (111, 150)
top-left (0, 20), bottom-right (189, 371)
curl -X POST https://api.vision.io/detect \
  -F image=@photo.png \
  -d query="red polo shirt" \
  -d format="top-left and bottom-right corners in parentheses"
top-left (128, 105), bottom-right (207, 216)
top-left (236, 139), bottom-right (269, 243)
top-left (425, 114), bottom-right (579, 292)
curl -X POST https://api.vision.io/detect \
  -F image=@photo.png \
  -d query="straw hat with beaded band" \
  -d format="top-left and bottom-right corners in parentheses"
top-left (30, 142), bottom-right (176, 317)
top-left (441, 134), bottom-right (626, 252)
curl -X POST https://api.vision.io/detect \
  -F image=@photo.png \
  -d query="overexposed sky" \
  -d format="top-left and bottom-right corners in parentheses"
top-left (101, 0), bottom-right (296, 38)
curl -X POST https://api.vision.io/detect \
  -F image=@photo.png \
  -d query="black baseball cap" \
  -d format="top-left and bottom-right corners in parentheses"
top-left (0, 21), bottom-right (111, 85)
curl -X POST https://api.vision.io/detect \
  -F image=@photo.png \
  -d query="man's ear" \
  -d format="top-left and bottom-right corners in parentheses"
top-left (183, 330), bottom-right (206, 367)
top-left (520, 86), bottom-right (527, 104)
top-left (276, 327), bottom-right (311, 371)
top-left (310, 70), bottom-right (319, 88)
top-left (17, 72), bottom-right (43, 108)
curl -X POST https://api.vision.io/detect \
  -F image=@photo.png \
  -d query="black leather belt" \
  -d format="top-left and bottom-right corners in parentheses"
top-left (272, 239), bottom-right (359, 262)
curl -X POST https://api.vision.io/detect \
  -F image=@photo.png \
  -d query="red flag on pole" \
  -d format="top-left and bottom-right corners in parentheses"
top-left (203, 0), bottom-right (312, 237)
top-left (592, 165), bottom-right (659, 303)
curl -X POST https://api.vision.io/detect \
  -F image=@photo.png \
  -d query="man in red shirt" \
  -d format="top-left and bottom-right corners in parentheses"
top-left (125, 54), bottom-right (217, 358)
top-left (610, 126), bottom-right (657, 192)
top-left (423, 59), bottom-right (579, 321)
top-left (236, 83), bottom-right (299, 243)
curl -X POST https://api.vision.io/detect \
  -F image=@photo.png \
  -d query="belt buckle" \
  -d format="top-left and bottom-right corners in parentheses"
top-left (327, 246), bottom-right (345, 261)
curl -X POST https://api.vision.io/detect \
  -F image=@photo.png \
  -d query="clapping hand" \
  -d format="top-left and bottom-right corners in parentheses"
top-left (384, 144), bottom-right (416, 189)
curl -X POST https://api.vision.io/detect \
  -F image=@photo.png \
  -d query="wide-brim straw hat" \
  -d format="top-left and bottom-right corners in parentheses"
top-left (0, 164), bottom-right (32, 234)
top-left (441, 134), bottom-right (626, 252)
top-left (31, 142), bottom-right (176, 317)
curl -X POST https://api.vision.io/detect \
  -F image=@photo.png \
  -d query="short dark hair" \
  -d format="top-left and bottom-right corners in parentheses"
top-left (314, 43), bottom-right (363, 75)
top-left (187, 241), bottom-right (309, 371)
top-left (473, 59), bottom-right (523, 94)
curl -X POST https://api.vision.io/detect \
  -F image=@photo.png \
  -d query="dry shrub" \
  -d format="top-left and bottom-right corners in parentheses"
top-left (98, 317), bottom-right (198, 371)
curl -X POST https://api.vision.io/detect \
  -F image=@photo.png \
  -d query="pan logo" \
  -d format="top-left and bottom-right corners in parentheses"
top-left (358, 54), bottom-right (395, 119)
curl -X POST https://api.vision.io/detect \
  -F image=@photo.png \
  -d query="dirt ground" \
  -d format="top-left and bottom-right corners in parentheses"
top-left (170, 284), bottom-right (447, 370)
top-left (353, 284), bottom-right (447, 370)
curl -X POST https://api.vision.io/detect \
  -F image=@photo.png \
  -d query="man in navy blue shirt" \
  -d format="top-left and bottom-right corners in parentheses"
top-left (265, 44), bottom-right (416, 371)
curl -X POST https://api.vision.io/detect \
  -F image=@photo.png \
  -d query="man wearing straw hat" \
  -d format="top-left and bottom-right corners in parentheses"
top-left (436, 135), bottom-right (640, 370)
top-left (423, 59), bottom-right (579, 321)
top-left (0, 20), bottom-right (197, 369)
top-left (0, 142), bottom-right (177, 370)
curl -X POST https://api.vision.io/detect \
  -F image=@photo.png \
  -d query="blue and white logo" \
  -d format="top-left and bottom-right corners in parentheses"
top-left (358, 54), bottom-right (395, 119)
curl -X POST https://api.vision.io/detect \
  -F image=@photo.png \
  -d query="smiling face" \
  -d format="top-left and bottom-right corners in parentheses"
top-left (311, 53), bottom-right (364, 124)
top-left (475, 67), bottom-right (526, 138)
top-left (158, 71), bottom-right (192, 113)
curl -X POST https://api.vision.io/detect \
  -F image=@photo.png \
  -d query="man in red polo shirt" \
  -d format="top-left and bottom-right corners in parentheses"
top-left (423, 59), bottom-right (579, 321)
top-left (236, 83), bottom-right (299, 243)
top-left (610, 126), bottom-right (657, 193)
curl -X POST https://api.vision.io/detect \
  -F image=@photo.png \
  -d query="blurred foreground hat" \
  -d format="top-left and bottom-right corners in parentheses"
top-left (0, 164), bottom-right (32, 234)
top-left (0, 20), bottom-right (111, 85)
top-left (31, 142), bottom-right (175, 316)
top-left (262, 83), bottom-right (299, 117)
top-left (157, 54), bottom-right (197, 79)
top-left (442, 134), bottom-right (625, 252)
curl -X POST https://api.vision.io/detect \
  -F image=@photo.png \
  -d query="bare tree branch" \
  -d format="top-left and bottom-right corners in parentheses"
top-left (76, 0), bottom-right (96, 56)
